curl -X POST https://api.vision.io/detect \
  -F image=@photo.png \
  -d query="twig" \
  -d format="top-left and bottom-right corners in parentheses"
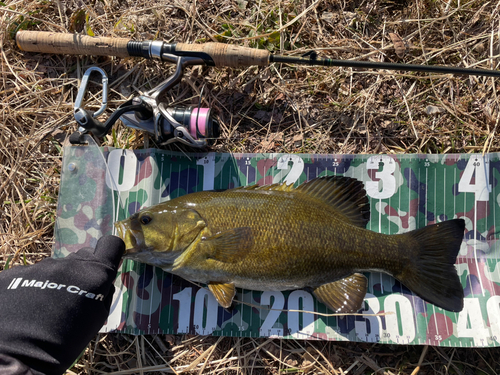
top-left (410, 345), bottom-right (428, 375)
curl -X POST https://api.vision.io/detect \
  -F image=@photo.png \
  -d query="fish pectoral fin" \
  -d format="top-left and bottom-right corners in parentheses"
top-left (203, 227), bottom-right (253, 263)
top-left (208, 282), bottom-right (236, 309)
top-left (313, 273), bottom-right (367, 313)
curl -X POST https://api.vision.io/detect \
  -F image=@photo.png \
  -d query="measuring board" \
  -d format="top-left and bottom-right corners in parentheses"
top-left (53, 143), bottom-right (500, 347)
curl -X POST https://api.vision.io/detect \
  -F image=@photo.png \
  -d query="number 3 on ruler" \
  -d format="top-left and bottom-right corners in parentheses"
top-left (366, 155), bottom-right (397, 199)
top-left (458, 157), bottom-right (491, 201)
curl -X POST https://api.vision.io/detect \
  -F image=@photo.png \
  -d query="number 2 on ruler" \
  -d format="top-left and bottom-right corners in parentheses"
top-left (277, 154), bottom-right (304, 185)
top-left (458, 157), bottom-right (491, 201)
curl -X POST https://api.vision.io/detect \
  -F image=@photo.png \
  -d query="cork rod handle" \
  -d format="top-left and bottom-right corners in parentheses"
top-left (176, 42), bottom-right (269, 67)
top-left (16, 31), bottom-right (130, 58)
top-left (16, 31), bottom-right (271, 68)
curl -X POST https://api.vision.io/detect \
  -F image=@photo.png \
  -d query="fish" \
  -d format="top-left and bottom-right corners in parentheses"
top-left (115, 176), bottom-right (465, 313)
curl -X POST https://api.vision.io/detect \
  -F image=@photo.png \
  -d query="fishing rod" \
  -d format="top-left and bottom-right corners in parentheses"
top-left (16, 31), bottom-right (500, 147)
top-left (17, 31), bottom-right (500, 76)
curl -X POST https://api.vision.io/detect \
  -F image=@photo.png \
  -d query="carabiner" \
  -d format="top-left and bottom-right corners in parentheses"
top-left (74, 66), bottom-right (108, 118)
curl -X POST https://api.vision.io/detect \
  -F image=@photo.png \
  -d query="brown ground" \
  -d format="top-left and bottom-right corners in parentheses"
top-left (1, 0), bottom-right (500, 373)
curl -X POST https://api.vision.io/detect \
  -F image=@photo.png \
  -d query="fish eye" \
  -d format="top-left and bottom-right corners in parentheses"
top-left (140, 214), bottom-right (153, 225)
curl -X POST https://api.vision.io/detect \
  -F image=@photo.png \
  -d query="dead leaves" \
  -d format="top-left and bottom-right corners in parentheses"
top-left (388, 32), bottom-right (407, 59)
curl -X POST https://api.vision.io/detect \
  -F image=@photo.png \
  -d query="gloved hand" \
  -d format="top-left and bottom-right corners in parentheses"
top-left (0, 235), bottom-right (125, 375)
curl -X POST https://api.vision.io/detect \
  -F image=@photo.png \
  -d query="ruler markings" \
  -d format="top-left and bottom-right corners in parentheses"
top-left (148, 266), bottom-right (154, 333)
top-left (474, 170), bottom-right (486, 297)
top-left (138, 157), bottom-right (146, 330)
top-left (451, 164), bottom-right (461, 331)
top-left (494, 154), bottom-right (498, 266)
top-left (409, 158), bottom-right (419, 342)
top-left (454, 167), bottom-right (457, 221)
top-left (494, 156), bottom-right (500, 297)
top-left (434, 167), bottom-right (437, 224)
top-left (147, 154), bottom-right (160, 332)
top-left (443, 167), bottom-right (446, 221)
top-left (463, 162), bottom-right (474, 298)
top-left (425, 163), bottom-right (428, 226)
top-left (483, 156), bottom-right (496, 297)
top-left (243, 160), bottom-right (249, 336)
top-left (372, 158), bottom-right (384, 294)
top-left (488, 156), bottom-right (497, 297)
top-left (160, 155), bottom-right (165, 202)
top-left (158, 268), bottom-right (164, 333)
top-left (485, 155), bottom-right (494, 296)
top-left (442, 167), bottom-right (452, 338)
top-left (425, 165), bottom-right (439, 338)
top-left (418, 167), bottom-right (421, 229)
top-left (229, 163), bottom-right (235, 333)
top-left (74, 151), bottom-right (500, 345)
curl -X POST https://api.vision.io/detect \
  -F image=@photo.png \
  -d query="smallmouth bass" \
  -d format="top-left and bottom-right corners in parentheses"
top-left (115, 176), bottom-right (465, 313)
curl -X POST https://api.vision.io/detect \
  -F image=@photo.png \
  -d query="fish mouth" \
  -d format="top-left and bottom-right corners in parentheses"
top-left (114, 221), bottom-right (146, 254)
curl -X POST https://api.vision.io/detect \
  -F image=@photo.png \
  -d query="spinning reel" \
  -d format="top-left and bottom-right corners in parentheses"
top-left (72, 61), bottom-right (218, 148)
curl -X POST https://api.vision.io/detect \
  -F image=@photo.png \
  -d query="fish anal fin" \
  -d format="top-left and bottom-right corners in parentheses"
top-left (203, 227), bottom-right (253, 263)
top-left (208, 282), bottom-right (236, 309)
top-left (313, 273), bottom-right (367, 313)
top-left (297, 176), bottom-right (370, 228)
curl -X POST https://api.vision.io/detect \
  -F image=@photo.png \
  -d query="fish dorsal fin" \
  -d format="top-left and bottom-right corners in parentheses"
top-left (313, 273), bottom-right (367, 313)
top-left (297, 176), bottom-right (370, 228)
top-left (233, 184), bottom-right (261, 190)
top-left (233, 183), bottom-right (294, 192)
top-left (256, 183), bottom-right (294, 192)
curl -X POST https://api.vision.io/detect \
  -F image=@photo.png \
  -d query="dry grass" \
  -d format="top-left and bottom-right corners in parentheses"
top-left (77, 335), bottom-right (500, 374)
top-left (1, 0), bottom-right (500, 373)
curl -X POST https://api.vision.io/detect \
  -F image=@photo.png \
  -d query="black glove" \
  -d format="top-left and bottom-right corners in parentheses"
top-left (0, 235), bottom-right (125, 375)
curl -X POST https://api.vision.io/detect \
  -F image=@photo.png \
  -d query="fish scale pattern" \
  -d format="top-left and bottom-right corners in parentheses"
top-left (170, 183), bottom-right (408, 290)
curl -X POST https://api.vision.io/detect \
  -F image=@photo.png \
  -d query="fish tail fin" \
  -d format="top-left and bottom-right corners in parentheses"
top-left (396, 219), bottom-right (465, 312)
